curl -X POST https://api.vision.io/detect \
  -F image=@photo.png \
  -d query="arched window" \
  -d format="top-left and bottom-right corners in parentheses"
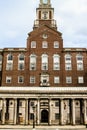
top-left (65, 54), bottom-right (72, 70)
top-left (53, 54), bottom-right (60, 70)
top-left (76, 54), bottom-right (83, 70)
top-left (18, 53), bottom-right (25, 70)
top-left (19, 53), bottom-right (24, 61)
top-left (6, 54), bottom-right (13, 70)
top-left (7, 53), bottom-right (13, 61)
top-left (30, 54), bottom-right (37, 70)
top-left (41, 54), bottom-right (48, 70)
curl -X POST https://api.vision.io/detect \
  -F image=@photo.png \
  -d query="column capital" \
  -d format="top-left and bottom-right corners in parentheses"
top-left (2, 98), bottom-right (6, 100)
top-left (82, 98), bottom-right (87, 100)
top-left (13, 98), bottom-right (17, 100)
top-left (60, 98), bottom-right (64, 101)
top-left (25, 98), bottom-right (29, 100)
top-left (71, 98), bottom-right (75, 100)
top-left (37, 98), bottom-right (40, 100)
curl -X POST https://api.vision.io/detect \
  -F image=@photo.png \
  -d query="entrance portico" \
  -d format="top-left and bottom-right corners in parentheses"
top-left (0, 87), bottom-right (87, 126)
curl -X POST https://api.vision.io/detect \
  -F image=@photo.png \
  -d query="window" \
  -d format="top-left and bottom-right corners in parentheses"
top-left (55, 101), bottom-right (59, 107)
top-left (41, 54), bottom-right (48, 70)
top-left (19, 101), bottom-right (22, 106)
top-left (31, 101), bottom-right (34, 106)
top-left (76, 54), bottom-right (83, 71)
top-left (54, 77), bottom-right (60, 84)
top-left (19, 54), bottom-right (24, 61)
top-left (30, 113), bottom-right (34, 120)
top-left (6, 62), bottom-right (13, 70)
top-left (19, 63), bottom-right (24, 70)
top-left (42, 63), bottom-right (48, 70)
top-left (30, 76), bottom-right (35, 84)
top-left (31, 41), bottom-right (36, 48)
top-left (77, 62), bottom-right (83, 70)
top-left (77, 56), bottom-right (83, 61)
top-left (66, 77), bottom-right (72, 84)
top-left (6, 76), bottom-right (12, 83)
top-left (54, 41), bottom-right (59, 48)
top-left (53, 54), bottom-right (60, 70)
top-left (7, 54), bottom-right (13, 61)
top-left (18, 76), bottom-right (24, 83)
top-left (30, 54), bottom-right (37, 70)
top-left (55, 113), bottom-right (60, 120)
top-left (42, 41), bottom-right (48, 48)
top-left (43, 11), bottom-right (48, 19)
top-left (18, 54), bottom-right (25, 70)
top-left (65, 63), bottom-right (72, 70)
top-left (19, 113), bottom-right (22, 116)
top-left (65, 54), bottom-right (72, 70)
top-left (78, 76), bottom-right (84, 84)
top-left (6, 54), bottom-right (13, 71)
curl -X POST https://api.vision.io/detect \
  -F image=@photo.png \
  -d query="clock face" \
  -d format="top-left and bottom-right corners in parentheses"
top-left (43, 0), bottom-right (48, 4)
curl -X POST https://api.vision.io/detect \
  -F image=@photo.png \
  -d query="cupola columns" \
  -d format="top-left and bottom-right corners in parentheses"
top-left (33, 0), bottom-right (57, 30)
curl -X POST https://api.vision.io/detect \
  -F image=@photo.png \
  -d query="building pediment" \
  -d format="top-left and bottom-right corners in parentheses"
top-left (28, 24), bottom-right (62, 40)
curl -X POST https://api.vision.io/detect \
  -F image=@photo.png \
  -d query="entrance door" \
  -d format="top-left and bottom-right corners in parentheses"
top-left (41, 109), bottom-right (49, 123)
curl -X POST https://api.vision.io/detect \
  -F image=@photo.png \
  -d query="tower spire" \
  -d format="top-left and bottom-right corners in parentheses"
top-left (33, 0), bottom-right (57, 30)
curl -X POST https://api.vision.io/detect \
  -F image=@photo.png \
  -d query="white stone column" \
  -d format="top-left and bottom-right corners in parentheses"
top-left (2, 98), bottom-right (6, 125)
top-left (60, 99), bottom-right (63, 125)
top-left (37, 99), bottom-right (40, 125)
top-left (72, 99), bottom-right (75, 125)
top-left (14, 98), bottom-right (17, 125)
top-left (83, 99), bottom-right (86, 124)
top-left (49, 99), bottom-right (51, 125)
top-left (28, 100), bottom-right (31, 124)
top-left (25, 99), bottom-right (28, 125)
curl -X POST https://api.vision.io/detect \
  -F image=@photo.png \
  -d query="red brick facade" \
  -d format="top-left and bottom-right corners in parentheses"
top-left (0, 0), bottom-right (87, 88)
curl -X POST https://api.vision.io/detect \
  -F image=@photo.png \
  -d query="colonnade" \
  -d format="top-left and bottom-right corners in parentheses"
top-left (0, 98), bottom-right (87, 125)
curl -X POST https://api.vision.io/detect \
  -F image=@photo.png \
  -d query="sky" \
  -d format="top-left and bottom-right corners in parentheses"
top-left (0, 0), bottom-right (87, 48)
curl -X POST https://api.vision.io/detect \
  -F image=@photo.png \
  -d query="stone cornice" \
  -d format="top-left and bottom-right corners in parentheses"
top-left (0, 87), bottom-right (87, 94)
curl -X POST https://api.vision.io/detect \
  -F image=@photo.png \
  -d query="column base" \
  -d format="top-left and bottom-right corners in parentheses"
top-left (32, 128), bottom-right (36, 130)
top-left (72, 124), bottom-right (76, 126)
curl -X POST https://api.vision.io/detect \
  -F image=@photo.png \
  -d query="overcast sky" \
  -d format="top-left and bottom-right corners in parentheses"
top-left (0, 0), bottom-right (87, 48)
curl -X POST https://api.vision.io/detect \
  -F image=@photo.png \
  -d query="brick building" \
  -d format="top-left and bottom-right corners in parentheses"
top-left (0, 0), bottom-right (87, 126)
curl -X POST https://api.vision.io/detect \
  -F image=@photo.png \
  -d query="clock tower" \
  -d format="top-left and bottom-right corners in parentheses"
top-left (33, 0), bottom-right (57, 30)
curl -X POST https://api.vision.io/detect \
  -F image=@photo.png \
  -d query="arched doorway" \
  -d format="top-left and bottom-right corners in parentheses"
top-left (41, 109), bottom-right (49, 123)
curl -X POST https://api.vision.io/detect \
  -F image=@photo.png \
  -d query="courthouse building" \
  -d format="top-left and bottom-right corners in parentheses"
top-left (0, 0), bottom-right (87, 126)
